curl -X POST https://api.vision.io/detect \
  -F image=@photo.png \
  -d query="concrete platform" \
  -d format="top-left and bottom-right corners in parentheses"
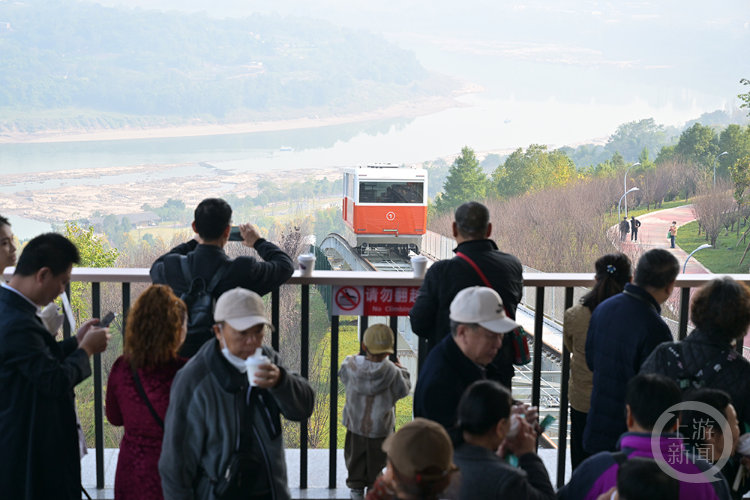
top-left (81, 448), bottom-right (570, 498)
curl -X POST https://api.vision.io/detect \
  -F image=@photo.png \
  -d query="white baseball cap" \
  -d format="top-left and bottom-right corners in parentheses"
top-left (214, 288), bottom-right (273, 331)
top-left (449, 286), bottom-right (520, 334)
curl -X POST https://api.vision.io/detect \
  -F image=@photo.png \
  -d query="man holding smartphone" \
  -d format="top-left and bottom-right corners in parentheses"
top-left (0, 233), bottom-right (111, 500)
top-left (150, 198), bottom-right (294, 357)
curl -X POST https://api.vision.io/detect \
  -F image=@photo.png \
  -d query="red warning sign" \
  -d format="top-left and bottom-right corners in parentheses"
top-left (333, 286), bottom-right (364, 315)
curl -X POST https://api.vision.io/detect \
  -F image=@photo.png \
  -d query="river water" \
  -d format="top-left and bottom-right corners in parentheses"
top-left (0, 52), bottom-right (731, 239)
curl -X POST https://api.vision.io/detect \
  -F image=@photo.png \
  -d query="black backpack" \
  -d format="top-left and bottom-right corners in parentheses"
top-left (178, 256), bottom-right (231, 357)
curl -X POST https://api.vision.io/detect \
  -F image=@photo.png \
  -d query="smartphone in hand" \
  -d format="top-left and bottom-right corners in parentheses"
top-left (99, 311), bottom-right (117, 328)
top-left (228, 226), bottom-right (243, 241)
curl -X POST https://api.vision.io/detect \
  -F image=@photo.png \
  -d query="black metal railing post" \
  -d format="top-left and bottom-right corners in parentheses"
top-left (389, 316), bottom-right (398, 363)
top-left (300, 285), bottom-right (309, 489)
top-left (272, 288), bottom-right (280, 352)
top-left (121, 283), bottom-right (130, 340)
top-left (417, 337), bottom-right (428, 374)
top-left (679, 287), bottom-right (690, 341)
top-left (531, 287), bottom-right (545, 412)
top-left (62, 283), bottom-right (72, 339)
top-left (358, 316), bottom-right (369, 355)
top-left (329, 315), bottom-right (339, 489)
top-left (92, 282), bottom-right (104, 489)
top-left (557, 287), bottom-right (574, 488)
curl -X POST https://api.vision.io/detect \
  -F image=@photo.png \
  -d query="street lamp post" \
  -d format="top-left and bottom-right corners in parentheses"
top-left (683, 244), bottom-right (712, 273)
top-left (624, 162), bottom-right (641, 218)
top-left (713, 152), bottom-right (729, 188)
top-left (618, 187), bottom-right (640, 223)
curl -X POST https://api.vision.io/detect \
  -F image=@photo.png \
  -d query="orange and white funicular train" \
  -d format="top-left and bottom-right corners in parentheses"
top-left (343, 163), bottom-right (428, 253)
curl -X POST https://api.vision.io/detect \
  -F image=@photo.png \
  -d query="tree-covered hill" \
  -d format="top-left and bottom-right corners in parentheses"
top-left (0, 0), bottom-right (457, 131)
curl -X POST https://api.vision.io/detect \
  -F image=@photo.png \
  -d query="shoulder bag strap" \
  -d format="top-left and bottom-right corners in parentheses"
top-left (179, 255), bottom-right (193, 285)
top-left (455, 252), bottom-right (493, 288)
top-left (207, 260), bottom-right (232, 295)
top-left (456, 252), bottom-right (511, 317)
top-left (131, 366), bottom-right (164, 429)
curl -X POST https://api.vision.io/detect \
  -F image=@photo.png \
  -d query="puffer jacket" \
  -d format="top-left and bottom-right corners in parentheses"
top-left (583, 283), bottom-right (672, 454)
top-left (159, 339), bottom-right (315, 500)
top-left (340, 355), bottom-right (411, 438)
top-left (641, 328), bottom-right (750, 428)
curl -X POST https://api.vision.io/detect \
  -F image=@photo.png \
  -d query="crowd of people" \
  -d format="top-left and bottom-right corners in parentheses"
top-left (1, 199), bottom-right (750, 500)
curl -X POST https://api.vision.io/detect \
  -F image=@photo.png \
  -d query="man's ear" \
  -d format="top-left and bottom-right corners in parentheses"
top-left (191, 221), bottom-right (198, 233)
top-left (222, 225), bottom-right (231, 238)
top-left (486, 222), bottom-right (493, 239)
top-left (665, 279), bottom-right (677, 296)
top-left (625, 405), bottom-right (634, 429)
top-left (452, 222), bottom-right (459, 238)
top-left (36, 267), bottom-right (52, 284)
top-left (213, 324), bottom-right (223, 344)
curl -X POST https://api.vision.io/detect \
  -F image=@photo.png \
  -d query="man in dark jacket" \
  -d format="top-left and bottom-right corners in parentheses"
top-left (630, 216), bottom-right (641, 241)
top-left (619, 217), bottom-right (630, 241)
top-left (160, 288), bottom-right (315, 500)
top-left (409, 201), bottom-right (523, 388)
top-left (0, 233), bottom-right (111, 500)
top-left (413, 286), bottom-right (520, 432)
top-left (583, 249), bottom-right (679, 455)
top-left (150, 198), bottom-right (294, 356)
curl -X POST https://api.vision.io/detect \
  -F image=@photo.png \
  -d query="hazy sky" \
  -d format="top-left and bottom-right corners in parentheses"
top-left (91, 0), bottom-right (749, 98)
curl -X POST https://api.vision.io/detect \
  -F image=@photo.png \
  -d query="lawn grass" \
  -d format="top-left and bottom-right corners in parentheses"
top-left (605, 198), bottom-right (690, 227)
top-left (677, 221), bottom-right (750, 274)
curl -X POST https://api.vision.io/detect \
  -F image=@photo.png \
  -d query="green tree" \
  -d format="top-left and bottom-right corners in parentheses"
top-left (492, 144), bottom-right (575, 198)
top-left (62, 222), bottom-right (119, 325)
top-left (605, 118), bottom-right (668, 162)
top-left (120, 217), bottom-right (132, 233)
top-left (435, 146), bottom-right (488, 213)
top-left (718, 124), bottom-right (750, 179)
top-left (740, 78), bottom-right (750, 117)
top-left (675, 123), bottom-right (719, 170)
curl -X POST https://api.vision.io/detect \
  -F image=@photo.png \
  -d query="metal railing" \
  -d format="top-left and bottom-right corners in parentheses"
top-left (4, 268), bottom-right (744, 492)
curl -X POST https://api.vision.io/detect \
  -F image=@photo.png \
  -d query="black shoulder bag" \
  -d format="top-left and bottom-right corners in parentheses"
top-left (132, 367), bottom-right (164, 429)
top-left (213, 390), bottom-right (263, 500)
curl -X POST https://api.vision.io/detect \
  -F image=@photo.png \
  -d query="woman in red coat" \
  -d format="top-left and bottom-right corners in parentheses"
top-left (106, 285), bottom-right (188, 500)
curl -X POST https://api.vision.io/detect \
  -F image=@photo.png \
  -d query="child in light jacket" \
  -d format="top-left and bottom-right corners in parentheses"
top-left (339, 324), bottom-right (411, 500)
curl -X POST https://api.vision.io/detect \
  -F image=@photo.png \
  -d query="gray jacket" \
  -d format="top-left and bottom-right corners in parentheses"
top-left (339, 355), bottom-right (411, 438)
top-left (159, 339), bottom-right (315, 500)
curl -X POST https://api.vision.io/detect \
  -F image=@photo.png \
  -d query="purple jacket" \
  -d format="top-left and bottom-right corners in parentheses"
top-left (557, 433), bottom-right (731, 500)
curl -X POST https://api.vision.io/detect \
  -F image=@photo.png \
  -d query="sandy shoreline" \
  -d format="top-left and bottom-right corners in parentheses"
top-left (0, 91), bottom-right (480, 145)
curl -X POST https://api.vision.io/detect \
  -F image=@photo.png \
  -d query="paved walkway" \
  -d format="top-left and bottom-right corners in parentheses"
top-left (619, 204), bottom-right (710, 274)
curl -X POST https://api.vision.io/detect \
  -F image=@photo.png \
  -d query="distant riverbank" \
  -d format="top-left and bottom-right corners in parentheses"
top-left (0, 88), bottom-right (480, 145)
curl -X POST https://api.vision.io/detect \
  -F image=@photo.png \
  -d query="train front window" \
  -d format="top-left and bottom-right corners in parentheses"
top-left (358, 181), bottom-right (424, 204)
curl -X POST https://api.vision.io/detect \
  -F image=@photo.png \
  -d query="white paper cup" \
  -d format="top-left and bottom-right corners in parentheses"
top-left (411, 255), bottom-right (428, 278)
top-left (245, 355), bottom-right (270, 387)
top-left (298, 253), bottom-right (316, 277)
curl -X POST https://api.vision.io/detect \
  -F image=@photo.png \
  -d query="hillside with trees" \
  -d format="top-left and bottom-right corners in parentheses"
top-left (0, 0), bottom-right (459, 133)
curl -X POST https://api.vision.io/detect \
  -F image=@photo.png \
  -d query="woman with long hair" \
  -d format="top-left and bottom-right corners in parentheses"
top-left (106, 285), bottom-right (188, 500)
top-left (563, 252), bottom-right (632, 470)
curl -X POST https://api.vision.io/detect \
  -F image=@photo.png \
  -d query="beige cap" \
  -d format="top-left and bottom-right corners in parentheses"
top-left (382, 418), bottom-right (456, 479)
top-left (363, 324), bottom-right (394, 355)
top-left (449, 286), bottom-right (520, 334)
top-left (214, 288), bottom-right (272, 331)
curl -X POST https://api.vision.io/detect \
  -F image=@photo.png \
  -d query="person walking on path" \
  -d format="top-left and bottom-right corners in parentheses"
top-left (619, 217), bottom-right (630, 242)
top-left (630, 216), bottom-right (641, 242)
top-left (669, 221), bottom-right (677, 248)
